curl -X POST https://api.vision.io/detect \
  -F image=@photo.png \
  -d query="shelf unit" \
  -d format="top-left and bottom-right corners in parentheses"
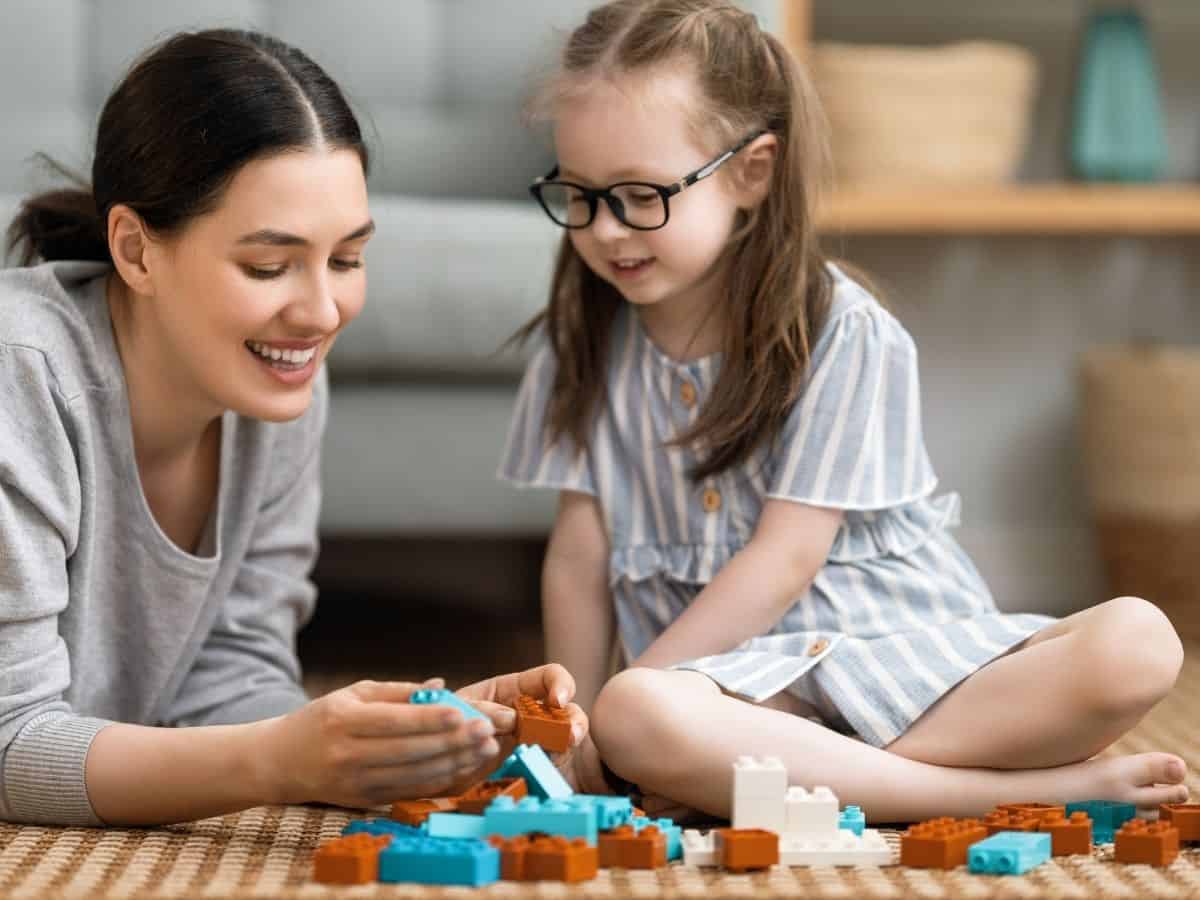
top-left (780, 0), bottom-right (1200, 235)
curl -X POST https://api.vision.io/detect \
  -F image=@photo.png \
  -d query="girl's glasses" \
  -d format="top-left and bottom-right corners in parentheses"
top-left (529, 129), bottom-right (767, 231)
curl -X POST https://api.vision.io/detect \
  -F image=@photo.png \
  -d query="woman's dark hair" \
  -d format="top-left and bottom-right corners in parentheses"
top-left (6, 28), bottom-right (368, 266)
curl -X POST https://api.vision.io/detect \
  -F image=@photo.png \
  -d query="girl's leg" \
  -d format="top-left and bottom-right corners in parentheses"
top-left (885, 596), bottom-right (1184, 768)
top-left (590, 666), bottom-right (1188, 823)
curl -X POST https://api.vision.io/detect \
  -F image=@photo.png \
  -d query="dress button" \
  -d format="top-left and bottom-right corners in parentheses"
top-left (808, 638), bottom-right (829, 657)
top-left (679, 381), bottom-right (697, 408)
top-left (702, 487), bottom-right (722, 513)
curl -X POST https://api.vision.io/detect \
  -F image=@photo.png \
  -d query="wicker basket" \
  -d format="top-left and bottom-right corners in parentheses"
top-left (1079, 346), bottom-right (1200, 638)
top-left (811, 41), bottom-right (1038, 186)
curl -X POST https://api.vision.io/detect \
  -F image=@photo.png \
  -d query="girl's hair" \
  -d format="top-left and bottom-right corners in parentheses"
top-left (514, 0), bottom-right (837, 482)
top-left (6, 29), bottom-right (368, 267)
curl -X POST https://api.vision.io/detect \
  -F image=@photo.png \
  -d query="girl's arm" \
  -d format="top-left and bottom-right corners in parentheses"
top-left (633, 499), bottom-right (843, 669)
top-left (542, 490), bottom-right (613, 713)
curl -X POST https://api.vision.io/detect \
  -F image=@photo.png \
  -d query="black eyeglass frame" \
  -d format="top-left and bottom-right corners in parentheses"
top-left (529, 128), bottom-right (769, 231)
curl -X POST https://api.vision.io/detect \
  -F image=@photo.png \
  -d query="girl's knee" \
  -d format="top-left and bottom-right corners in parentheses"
top-left (1077, 597), bottom-right (1183, 713)
top-left (591, 667), bottom-right (698, 782)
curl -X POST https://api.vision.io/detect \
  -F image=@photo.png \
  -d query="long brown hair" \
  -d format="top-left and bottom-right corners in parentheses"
top-left (513, 0), bottom-right (835, 481)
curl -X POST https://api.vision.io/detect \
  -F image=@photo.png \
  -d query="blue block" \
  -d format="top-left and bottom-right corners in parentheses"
top-left (1066, 801), bottom-right (1135, 843)
top-left (576, 795), bottom-right (634, 830)
top-left (409, 688), bottom-right (487, 723)
top-left (378, 835), bottom-right (500, 886)
top-left (839, 805), bottom-right (866, 836)
top-left (425, 812), bottom-right (487, 839)
top-left (484, 795), bottom-right (599, 844)
top-left (631, 816), bottom-right (682, 861)
top-left (489, 744), bottom-right (572, 799)
top-left (342, 818), bottom-right (424, 839)
top-left (967, 832), bottom-right (1051, 875)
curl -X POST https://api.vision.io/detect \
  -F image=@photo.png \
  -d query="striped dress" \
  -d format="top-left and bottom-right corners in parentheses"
top-left (498, 264), bottom-right (1053, 747)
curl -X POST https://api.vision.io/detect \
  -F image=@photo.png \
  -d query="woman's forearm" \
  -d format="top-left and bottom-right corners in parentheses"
top-left (85, 718), bottom-right (279, 825)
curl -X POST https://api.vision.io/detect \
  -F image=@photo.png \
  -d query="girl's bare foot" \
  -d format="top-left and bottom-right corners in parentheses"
top-left (1068, 752), bottom-right (1189, 808)
top-left (556, 734), bottom-right (612, 795)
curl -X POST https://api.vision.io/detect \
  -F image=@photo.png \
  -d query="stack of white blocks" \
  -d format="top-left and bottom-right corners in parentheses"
top-left (682, 755), bottom-right (894, 867)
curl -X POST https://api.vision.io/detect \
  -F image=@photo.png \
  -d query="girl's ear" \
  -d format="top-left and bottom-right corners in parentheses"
top-left (736, 133), bottom-right (778, 209)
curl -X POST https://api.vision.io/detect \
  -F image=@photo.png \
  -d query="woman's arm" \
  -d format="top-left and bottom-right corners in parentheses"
top-left (633, 499), bottom-right (843, 669)
top-left (542, 490), bottom-right (613, 713)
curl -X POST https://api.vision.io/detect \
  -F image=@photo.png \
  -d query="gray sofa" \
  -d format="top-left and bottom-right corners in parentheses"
top-left (0, 0), bottom-right (777, 539)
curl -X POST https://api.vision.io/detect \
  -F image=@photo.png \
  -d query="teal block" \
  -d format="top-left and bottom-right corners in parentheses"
top-left (489, 743), bottom-right (572, 799)
top-left (483, 795), bottom-right (598, 844)
top-left (968, 832), bottom-right (1050, 875)
top-left (631, 815), bottom-right (682, 861)
top-left (1066, 801), bottom-right (1135, 843)
top-left (839, 805), bottom-right (865, 836)
top-left (343, 818), bottom-right (423, 839)
top-left (576, 794), bottom-right (634, 830)
top-left (378, 835), bottom-right (499, 886)
top-left (425, 812), bottom-right (486, 839)
top-left (409, 688), bottom-right (487, 722)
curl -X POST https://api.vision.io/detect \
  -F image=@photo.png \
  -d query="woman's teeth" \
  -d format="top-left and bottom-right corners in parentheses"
top-left (246, 341), bottom-right (317, 365)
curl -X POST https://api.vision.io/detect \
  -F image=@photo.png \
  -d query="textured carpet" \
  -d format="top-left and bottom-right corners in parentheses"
top-left (2, 648), bottom-right (1198, 898)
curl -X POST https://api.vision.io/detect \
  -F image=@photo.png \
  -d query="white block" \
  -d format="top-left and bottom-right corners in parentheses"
top-left (784, 785), bottom-right (839, 837)
top-left (681, 829), bottom-right (717, 867)
top-left (779, 829), bottom-right (894, 866)
top-left (731, 756), bottom-right (787, 832)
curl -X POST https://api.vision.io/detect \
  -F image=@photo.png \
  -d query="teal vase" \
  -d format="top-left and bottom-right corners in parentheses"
top-left (1071, 7), bottom-right (1167, 181)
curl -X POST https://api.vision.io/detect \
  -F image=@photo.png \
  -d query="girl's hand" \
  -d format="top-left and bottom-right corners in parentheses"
top-left (456, 663), bottom-right (588, 749)
top-left (256, 678), bottom-right (502, 808)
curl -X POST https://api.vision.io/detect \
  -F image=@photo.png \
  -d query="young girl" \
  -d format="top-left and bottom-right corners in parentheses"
top-left (0, 28), bottom-right (585, 827)
top-left (501, 0), bottom-right (1187, 822)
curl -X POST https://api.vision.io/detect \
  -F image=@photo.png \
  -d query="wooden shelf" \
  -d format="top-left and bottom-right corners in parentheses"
top-left (817, 185), bottom-right (1200, 235)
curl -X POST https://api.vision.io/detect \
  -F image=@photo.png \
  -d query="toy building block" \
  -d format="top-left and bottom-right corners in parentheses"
top-left (1066, 801), bottom-right (1135, 843)
top-left (779, 829), bottom-right (895, 867)
top-left (732, 756), bottom-right (787, 832)
top-left (634, 816), bottom-right (682, 861)
top-left (425, 812), bottom-right (487, 840)
top-left (378, 835), bottom-right (500, 886)
top-left (839, 805), bottom-right (865, 836)
top-left (1113, 819), bottom-right (1180, 866)
top-left (489, 744), bottom-right (573, 800)
top-left (715, 828), bottom-right (780, 872)
top-left (983, 809), bottom-right (1040, 834)
top-left (483, 795), bottom-right (598, 844)
top-left (489, 835), bottom-right (531, 880)
top-left (578, 795), bottom-right (635, 831)
top-left (900, 818), bottom-right (988, 869)
top-left (1039, 811), bottom-right (1093, 856)
top-left (313, 833), bottom-right (392, 885)
top-left (784, 786), bottom-right (840, 837)
top-left (457, 777), bottom-right (528, 815)
top-left (389, 797), bottom-right (457, 827)
top-left (526, 836), bottom-right (599, 882)
top-left (967, 832), bottom-right (1051, 875)
top-left (409, 688), bottom-right (487, 722)
top-left (1160, 804), bottom-right (1200, 842)
top-left (343, 818), bottom-right (423, 840)
top-left (514, 694), bottom-right (573, 752)
top-left (997, 802), bottom-right (1066, 824)
top-left (599, 824), bottom-right (668, 869)
top-left (682, 829), bottom-right (717, 867)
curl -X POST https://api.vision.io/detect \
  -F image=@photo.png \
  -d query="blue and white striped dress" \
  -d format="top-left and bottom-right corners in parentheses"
top-left (498, 265), bottom-right (1053, 747)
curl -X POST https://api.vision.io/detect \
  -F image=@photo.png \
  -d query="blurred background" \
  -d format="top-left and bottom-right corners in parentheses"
top-left (2, 1), bottom-right (1198, 686)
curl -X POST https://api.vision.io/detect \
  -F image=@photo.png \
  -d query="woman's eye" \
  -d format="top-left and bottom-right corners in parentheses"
top-left (331, 258), bottom-right (364, 271)
top-left (244, 265), bottom-right (287, 280)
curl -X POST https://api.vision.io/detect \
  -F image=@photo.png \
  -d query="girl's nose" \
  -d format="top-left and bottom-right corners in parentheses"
top-left (590, 197), bottom-right (631, 243)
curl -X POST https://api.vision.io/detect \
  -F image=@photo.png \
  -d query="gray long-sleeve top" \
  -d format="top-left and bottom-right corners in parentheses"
top-left (0, 261), bottom-right (323, 825)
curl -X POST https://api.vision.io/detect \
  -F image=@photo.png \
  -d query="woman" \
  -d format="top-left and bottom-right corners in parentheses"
top-left (0, 28), bottom-right (583, 827)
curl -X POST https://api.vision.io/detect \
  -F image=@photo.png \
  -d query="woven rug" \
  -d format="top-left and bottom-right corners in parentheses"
top-left (3, 652), bottom-right (1199, 899)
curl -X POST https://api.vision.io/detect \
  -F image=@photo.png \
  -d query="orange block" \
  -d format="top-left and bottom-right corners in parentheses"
top-left (313, 833), bottom-right (391, 884)
top-left (599, 824), bottom-right (667, 869)
top-left (1114, 819), bottom-right (1179, 866)
top-left (490, 835), bottom-right (531, 880)
top-left (514, 695), bottom-right (573, 752)
top-left (457, 777), bottom-right (528, 815)
top-left (984, 809), bottom-right (1040, 835)
top-left (527, 836), bottom-right (600, 882)
top-left (389, 796), bottom-right (457, 826)
top-left (1160, 804), bottom-right (1200, 842)
top-left (716, 829), bottom-right (780, 873)
top-left (900, 818), bottom-right (988, 869)
top-left (997, 802), bottom-right (1066, 824)
top-left (1039, 811), bottom-right (1093, 856)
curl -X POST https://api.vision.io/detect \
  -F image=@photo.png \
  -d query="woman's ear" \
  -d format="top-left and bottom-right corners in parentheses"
top-left (736, 133), bottom-right (778, 209)
top-left (107, 204), bottom-right (156, 296)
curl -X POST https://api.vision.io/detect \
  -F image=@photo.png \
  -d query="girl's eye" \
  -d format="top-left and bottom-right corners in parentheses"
top-left (331, 258), bottom-right (364, 272)
top-left (244, 265), bottom-right (287, 280)
top-left (629, 192), bottom-right (659, 205)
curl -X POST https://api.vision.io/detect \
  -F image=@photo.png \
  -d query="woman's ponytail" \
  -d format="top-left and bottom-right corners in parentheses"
top-left (6, 157), bottom-right (108, 266)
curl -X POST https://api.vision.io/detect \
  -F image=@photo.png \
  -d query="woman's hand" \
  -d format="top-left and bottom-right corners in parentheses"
top-left (255, 678), bottom-right (501, 808)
